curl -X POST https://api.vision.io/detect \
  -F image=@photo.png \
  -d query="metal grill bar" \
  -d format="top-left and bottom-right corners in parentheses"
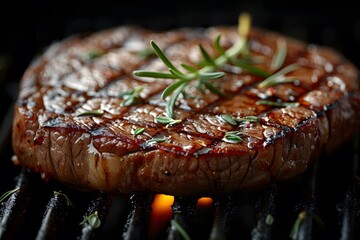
top-left (209, 195), bottom-right (239, 240)
top-left (251, 185), bottom-right (277, 240)
top-left (123, 193), bottom-right (154, 240)
top-left (36, 191), bottom-right (74, 240)
top-left (0, 168), bottom-right (31, 240)
top-left (168, 196), bottom-right (197, 240)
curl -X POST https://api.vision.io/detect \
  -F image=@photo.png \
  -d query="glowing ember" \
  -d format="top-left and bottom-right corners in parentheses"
top-left (148, 194), bottom-right (174, 239)
top-left (197, 197), bottom-right (213, 207)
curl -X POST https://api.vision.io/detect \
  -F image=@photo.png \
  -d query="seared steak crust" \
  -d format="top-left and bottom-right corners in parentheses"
top-left (12, 26), bottom-right (360, 196)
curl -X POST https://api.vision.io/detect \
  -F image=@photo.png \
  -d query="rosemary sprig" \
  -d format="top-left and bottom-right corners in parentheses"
top-left (118, 86), bottom-right (143, 107)
top-left (80, 211), bottom-right (101, 229)
top-left (0, 187), bottom-right (19, 203)
top-left (133, 13), bottom-right (253, 120)
top-left (76, 109), bottom-right (104, 117)
top-left (256, 100), bottom-right (300, 108)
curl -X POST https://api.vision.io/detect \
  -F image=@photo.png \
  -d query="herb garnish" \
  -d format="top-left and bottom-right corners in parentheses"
top-left (256, 100), bottom-right (299, 107)
top-left (144, 137), bottom-right (168, 147)
top-left (54, 191), bottom-right (75, 208)
top-left (156, 115), bottom-right (182, 128)
top-left (258, 63), bottom-right (299, 89)
top-left (220, 114), bottom-right (259, 126)
top-left (170, 219), bottom-right (191, 240)
top-left (76, 109), bottom-right (104, 117)
top-left (80, 211), bottom-right (101, 229)
top-left (271, 39), bottom-right (287, 71)
top-left (0, 187), bottom-right (19, 203)
top-left (133, 13), bottom-right (262, 121)
top-left (118, 86), bottom-right (143, 107)
top-left (132, 127), bottom-right (145, 136)
top-left (223, 131), bottom-right (243, 143)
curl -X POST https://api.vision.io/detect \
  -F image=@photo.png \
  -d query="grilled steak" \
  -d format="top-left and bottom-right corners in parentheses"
top-left (12, 24), bottom-right (360, 196)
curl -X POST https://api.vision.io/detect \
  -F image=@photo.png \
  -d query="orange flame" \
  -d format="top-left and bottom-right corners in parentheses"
top-left (197, 197), bottom-right (213, 207)
top-left (148, 194), bottom-right (174, 239)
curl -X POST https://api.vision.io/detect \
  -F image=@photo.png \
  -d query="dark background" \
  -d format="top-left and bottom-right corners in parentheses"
top-left (0, 0), bottom-right (359, 124)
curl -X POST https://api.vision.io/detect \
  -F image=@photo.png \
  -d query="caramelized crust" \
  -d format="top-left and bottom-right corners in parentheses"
top-left (12, 26), bottom-right (360, 195)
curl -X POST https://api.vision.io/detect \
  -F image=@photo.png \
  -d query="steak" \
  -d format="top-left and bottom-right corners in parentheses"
top-left (12, 24), bottom-right (360, 196)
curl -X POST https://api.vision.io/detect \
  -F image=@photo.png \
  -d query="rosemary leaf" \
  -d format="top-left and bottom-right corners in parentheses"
top-left (133, 127), bottom-right (145, 136)
top-left (199, 44), bottom-right (216, 66)
top-left (220, 114), bottom-right (238, 125)
top-left (214, 35), bottom-right (225, 54)
top-left (166, 83), bottom-right (187, 119)
top-left (240, 115), bottom-right (259, 123)
top-left (271, 38), bottom-right (287, 71)
top-left (144, 137), bottom-right (168, 147)
top-left (223, 131), bottom-right (243, 143)
top-left (199, 72), bottom-right (225, 80)
top-left (151, 41), bottom-right (182, 75)
top-left (162, 80), bottom-right (187, 99)
top-left (258, 63), bottom-right (299, 89)
top-left (0, 187), bottom-right (19, 203)
top-left (256, 100), bottom-right (300, 107)
top-left (76, 109), bottom-right (104, 117)
top-left (133, 70), bottom-right (177, 79)
top-left (156, 115), bottom-right (182, 126)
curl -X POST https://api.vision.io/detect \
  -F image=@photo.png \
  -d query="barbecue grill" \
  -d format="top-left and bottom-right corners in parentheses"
top-left (1, 2), bottom-right (360, 239)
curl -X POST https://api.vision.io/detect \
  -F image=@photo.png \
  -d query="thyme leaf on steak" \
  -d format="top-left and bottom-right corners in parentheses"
top-left (80, 211), bottom-right (101, 229)
top-left (54, 191), bottom-right (75, 208)
top-left (0, 187), bottom-right (19, 203)
top-left (133, 13), bottom-right (269, 121)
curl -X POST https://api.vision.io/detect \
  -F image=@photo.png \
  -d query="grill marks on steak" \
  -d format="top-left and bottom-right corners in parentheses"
top-left (12, 25), bottom-right (360, 195)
